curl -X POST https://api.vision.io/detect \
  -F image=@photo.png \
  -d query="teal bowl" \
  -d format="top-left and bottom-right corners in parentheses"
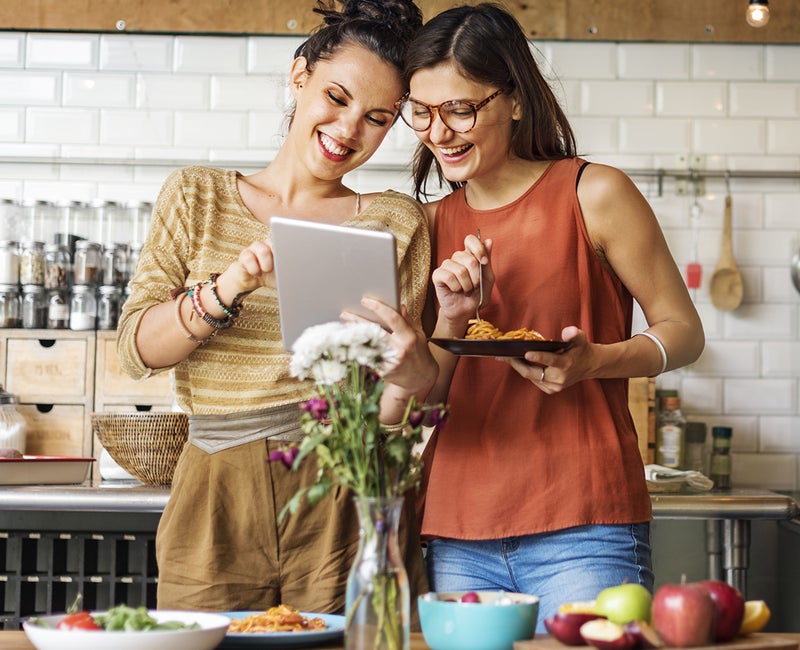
top-left (418, 591), bottom-right (539, 650)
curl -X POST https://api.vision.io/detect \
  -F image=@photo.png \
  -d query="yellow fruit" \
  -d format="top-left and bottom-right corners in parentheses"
top-left (558, 600), bottom-right (598, 615)
top-left (739, 600), bottom-right (770, 635)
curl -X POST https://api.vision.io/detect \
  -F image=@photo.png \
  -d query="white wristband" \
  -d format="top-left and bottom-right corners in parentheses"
top-left (636, 331), bottom-right (668, 375)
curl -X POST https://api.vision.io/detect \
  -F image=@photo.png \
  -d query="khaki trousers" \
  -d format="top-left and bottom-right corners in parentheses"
top-left (156, 435), bottom-right (427, 627)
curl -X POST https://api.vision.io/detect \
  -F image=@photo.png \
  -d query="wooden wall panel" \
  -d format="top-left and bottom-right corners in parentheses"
top-left (0, 0), bottom-right (798, 44)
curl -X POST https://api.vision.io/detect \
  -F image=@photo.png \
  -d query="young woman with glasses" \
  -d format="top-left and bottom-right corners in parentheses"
top-left (397, 3), bottom-right (704, 629)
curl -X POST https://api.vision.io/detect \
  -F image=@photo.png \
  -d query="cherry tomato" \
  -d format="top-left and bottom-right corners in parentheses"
top-left (56, 611), bottom-right (102, 631)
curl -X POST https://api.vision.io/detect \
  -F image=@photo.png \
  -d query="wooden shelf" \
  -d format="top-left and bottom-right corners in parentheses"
top-left (1, 0), bottom-right (799, 43)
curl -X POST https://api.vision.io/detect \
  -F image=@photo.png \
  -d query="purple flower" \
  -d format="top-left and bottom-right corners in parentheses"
top-left (407, 409), bottom-right (425, 428)
top-left (268, 445), bottom-right (300, 469)
top-left (429, 406), bottom-right (448, 428)
top-left (301, 397), bottom-right (330, 421)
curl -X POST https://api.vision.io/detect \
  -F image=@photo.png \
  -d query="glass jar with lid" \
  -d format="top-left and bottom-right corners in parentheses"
top-left (19, 240), bottom-right (46, 286)
top-left (90, 199), bottom-right (121, 246)
top-left (125, 200), bottom-right (153, 247)
top-left (97, 285), bottom-right (121, 330)
top-left (0, 384), bottom-right (27, 454)
top-left (23, 199), bottom-right (56, 244)
top-left (0, 284), bottom-right (21, 328)
top-left (47, 289), bottom-right (70, 329)
top-left (69, 284), bottom-right (96, 330)
top-left (0, 240), bottom-right (19, 285)
top-left (0, 199), bottom-right (22, 242)
top-left (21, 284), bottom-right (47, 329)
top-left (73, 240), bottom-right (101, 286)
top-left (44, 243), bottom-right (71, 289)
top-left (101, 243), bottom-right (128, 287)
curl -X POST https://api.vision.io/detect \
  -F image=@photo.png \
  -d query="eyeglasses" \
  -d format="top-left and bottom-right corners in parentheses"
top-left (395, 88), bottom-right (505, 134)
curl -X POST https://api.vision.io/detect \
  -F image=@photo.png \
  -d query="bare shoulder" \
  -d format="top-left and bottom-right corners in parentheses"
top-left (577, 163), bottom-right (639, 211)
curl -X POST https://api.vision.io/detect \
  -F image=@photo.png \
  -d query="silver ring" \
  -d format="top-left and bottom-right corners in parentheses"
top-left (540, 366), bottom-right (546, 382)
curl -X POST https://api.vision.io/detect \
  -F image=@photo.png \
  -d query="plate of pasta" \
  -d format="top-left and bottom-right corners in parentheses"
top-left (430, 319), bottom-right (571, 357)
top-left (218, 605), bottom-right (345, 648)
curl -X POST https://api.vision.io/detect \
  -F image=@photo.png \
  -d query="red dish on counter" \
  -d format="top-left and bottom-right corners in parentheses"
top-left (0, 455), bottom-right (94, 485)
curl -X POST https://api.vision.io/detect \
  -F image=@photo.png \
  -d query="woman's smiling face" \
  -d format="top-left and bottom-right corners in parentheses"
top-left (408, 62), bottom-right (518, 185)
top-left (289, 43), bottom-right (403, 181)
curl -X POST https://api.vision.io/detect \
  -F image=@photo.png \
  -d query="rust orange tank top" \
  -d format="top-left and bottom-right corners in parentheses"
top-left (422, 157), bottom-right (651, 540)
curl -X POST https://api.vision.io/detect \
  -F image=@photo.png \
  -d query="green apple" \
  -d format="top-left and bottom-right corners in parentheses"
top-left (595, 583), bottom-right (652, 625)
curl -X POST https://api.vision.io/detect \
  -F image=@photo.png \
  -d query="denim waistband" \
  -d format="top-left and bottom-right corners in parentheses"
top-left (188, 402), bottom-right (304, 454)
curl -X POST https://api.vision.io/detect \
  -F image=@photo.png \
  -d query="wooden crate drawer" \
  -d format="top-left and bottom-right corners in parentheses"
top-left (97, 337), bottom-right (172, 403)
top-left (5, 336), bottom-right (91, 401)
top-left (19, 403), bottom-right (89, 457)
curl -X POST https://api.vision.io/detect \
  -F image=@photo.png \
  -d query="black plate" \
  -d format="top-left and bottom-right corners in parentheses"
top-left (429, 338), bottom-right (571, 357)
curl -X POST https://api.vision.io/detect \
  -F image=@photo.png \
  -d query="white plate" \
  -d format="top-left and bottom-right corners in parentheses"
top-left (219, 611), bottom-right (345, 648)
top-left (23, 610), bottom-right (230, 650)
top-left (0, 456), bottom-right (94, 485)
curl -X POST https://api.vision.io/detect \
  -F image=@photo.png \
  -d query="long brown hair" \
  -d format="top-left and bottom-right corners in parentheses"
top-left (287, 0), bottom-right (422, 127)
top-left (404, 3), bottom-right (576, 199)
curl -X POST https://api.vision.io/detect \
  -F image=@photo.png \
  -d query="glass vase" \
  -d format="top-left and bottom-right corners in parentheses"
top-left (345, 495), bottom-right (410, 650)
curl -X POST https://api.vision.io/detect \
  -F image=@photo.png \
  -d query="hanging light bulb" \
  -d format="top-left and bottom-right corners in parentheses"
top-left (746, 0), bottom-right (770, 28)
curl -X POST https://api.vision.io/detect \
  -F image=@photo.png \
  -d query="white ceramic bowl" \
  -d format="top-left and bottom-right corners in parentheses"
top-left (23, 610), bottom-right (230, 650)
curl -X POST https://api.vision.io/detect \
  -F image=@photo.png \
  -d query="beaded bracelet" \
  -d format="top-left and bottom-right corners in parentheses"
top-left (208, 272), bottom-right (239, 318)
top-left (189, 283), bottom-right (235, 330)
top-left (173, 291), bottom-right (215, 345)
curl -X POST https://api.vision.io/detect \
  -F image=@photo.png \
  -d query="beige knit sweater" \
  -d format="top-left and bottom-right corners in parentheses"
top-left (117, 165), bottom-right (431, 415)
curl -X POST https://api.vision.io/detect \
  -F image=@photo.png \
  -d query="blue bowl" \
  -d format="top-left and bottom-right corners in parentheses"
top-left (418, 591), bottom-right (539, 650)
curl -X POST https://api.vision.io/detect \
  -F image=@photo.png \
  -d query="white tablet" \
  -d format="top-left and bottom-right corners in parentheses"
top-left (270, 216), bottom-right (399, 350)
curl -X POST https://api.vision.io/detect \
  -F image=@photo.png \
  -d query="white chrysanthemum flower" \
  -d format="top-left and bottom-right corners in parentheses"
top-left (290, 321), bottom-right (394, 385)
top-left (313, 359), bottom-right (347, 384)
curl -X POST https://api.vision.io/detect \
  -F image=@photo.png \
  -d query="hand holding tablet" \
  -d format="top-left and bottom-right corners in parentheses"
top-left (269, 216), bottom-right (400, 350)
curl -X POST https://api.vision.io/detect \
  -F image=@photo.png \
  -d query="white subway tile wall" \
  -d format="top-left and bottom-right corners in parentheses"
top-left (0, 32), bottom-right (798, 488)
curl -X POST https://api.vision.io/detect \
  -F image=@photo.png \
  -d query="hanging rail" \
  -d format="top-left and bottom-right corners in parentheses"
top-left (0, 157), bottom-right (799, 195)
top-left (623, 168), bottom-right (800, 197)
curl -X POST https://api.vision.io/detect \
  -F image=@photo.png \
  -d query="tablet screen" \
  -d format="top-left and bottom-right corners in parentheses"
top-left (270, 216), bottom-right (399, 350)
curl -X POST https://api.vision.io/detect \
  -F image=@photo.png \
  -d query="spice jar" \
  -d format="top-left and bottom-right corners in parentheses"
top-left (73, 240), bottom-right (101, 286)
top-left (19, 240), bottom-right (45, 286)
top-left (101, 243), bottom-right (127, 287)
top-left (709, 426), bottom-right (733, 490)
top-left (655, 396), bottom-right (686, 469)
top-left (47, 289), bottom-right (70, 329)
top-left (0, 284), bottom-right (21, 328)
top-left (21, 284), bottom-right (47, 329)
top-left (97, 285), bottom-right (120, 330)
top-left (0, 384), bottom-right (27, 454)
top-left (69, 284), bottom-right (96, 330)
top-left (0, 240), bottom-right (19, 285)
top-left (44, 243), bottom-right (71, 289)
top-left (683, 421), bottom-right (707, 474)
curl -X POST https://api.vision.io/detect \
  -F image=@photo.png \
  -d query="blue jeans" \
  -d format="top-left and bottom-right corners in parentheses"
top-left (425, 523), bottom-right (653, 633)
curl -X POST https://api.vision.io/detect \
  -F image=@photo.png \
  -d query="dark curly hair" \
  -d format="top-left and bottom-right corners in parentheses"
top-left (296, 0), bottom-right (423, 76)
top-left (403, 3), bottom-right (577, 199)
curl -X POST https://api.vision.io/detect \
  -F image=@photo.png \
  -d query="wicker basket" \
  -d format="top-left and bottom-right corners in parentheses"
top-left (91, 412), bottom-right (189, 486)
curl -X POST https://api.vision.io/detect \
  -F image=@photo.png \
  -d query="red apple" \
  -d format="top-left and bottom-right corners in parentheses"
top-left (652, 583), bottom-right (715, 647)
top-left (696, 579), bottom-right (745, 642)
top-left (580, 619), bottom-right (637, 650)
top-left (545, 611), bottom-right (605, 645)
top-left (624, 620), bottom-right (663, 649)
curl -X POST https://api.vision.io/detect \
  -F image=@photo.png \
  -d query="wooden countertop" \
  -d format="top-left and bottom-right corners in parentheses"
top-left (3, 631), bottom-right (800, 650)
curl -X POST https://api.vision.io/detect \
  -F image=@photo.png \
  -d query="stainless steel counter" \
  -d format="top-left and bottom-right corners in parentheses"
top-left (1, 483), bottom-right (797, 595)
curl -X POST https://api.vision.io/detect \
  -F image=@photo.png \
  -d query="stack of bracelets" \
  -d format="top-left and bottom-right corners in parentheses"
top-left (172, 273), bottom-right (251, 345)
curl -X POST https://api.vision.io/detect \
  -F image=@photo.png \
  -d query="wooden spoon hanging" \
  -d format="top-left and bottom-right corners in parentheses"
top-left (709, 194), bottom-right (743, 311)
